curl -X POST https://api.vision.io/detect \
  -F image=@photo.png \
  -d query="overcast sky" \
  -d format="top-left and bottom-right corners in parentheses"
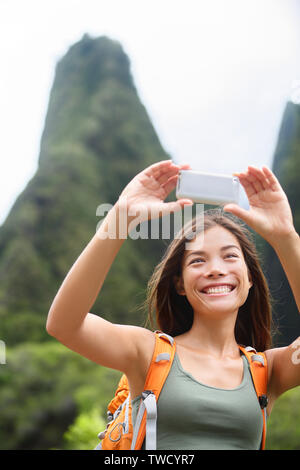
top-left (0, 0), bottom-right (300, 224)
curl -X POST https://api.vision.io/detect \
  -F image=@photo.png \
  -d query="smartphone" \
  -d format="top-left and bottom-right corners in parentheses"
top-left (176, 169), bottom-right (240, 206)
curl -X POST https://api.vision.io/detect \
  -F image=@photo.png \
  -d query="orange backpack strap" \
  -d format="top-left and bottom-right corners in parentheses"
top-left (131, 331), bottom-right (176, 450)
top-left (107, 374), bottom-right (130, 415)
top-left (239, 346), bottom-right (268, 450)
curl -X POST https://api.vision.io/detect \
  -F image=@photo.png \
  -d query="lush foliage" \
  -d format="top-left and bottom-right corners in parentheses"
top-left (0, 34), bottom-right (170, 347)
top-left (266, 386), bottom-right (300, 450)
top-left (62, 407), bottom-right (106, 450)
top-left (0, 35), bottom-right (165, 449)
top-left (0, 341), bottom-right (121, 449)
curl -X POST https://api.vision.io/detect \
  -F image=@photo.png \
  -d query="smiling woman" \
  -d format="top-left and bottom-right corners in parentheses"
top-left (146, 209), bottom-right (272, 352)
top-left (46, 160), bottom-right (300, 450)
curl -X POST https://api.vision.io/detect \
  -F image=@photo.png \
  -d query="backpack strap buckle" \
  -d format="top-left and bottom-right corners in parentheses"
top-left (155, 330), bottom-right (174, 346)
top-left (131, 391), bottom-right (157, 450)
top-left (251, 354), bottom-right (265, 366)
top-left (258, 394), bottom-right (268, 409)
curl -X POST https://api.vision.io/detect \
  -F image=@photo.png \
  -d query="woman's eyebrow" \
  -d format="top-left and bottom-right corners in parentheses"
top-left (185, 244), bottom-right (241, 260)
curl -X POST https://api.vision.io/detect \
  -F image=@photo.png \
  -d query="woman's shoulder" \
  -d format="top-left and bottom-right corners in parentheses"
top-left (124, 326), bottom-right (157, 399)
top-left (126, 325), bottom-right (157, 365)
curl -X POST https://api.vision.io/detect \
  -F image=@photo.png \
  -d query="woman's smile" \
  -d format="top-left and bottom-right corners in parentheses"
top-left (199, 285), bottom-right (237, 297)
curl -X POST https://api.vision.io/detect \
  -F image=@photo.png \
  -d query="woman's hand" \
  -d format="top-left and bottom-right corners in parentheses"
top-left (223, 165), bottom-right (296, 245)
top-left (117, 160), bottom-right (193, 226)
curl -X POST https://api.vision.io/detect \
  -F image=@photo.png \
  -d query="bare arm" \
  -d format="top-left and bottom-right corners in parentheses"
top-left (46, 203), bottom-right (128, 335)
top-left (224, 166), bottom-right (300, 405)
top-left (46, 203), bottom-right (143, 373)
top-left (272, 230), bottom-right (300, 313)
top-left (265, 230), bottom-right (300, 406)
top-left (46, 160), bottom-right (192, 374)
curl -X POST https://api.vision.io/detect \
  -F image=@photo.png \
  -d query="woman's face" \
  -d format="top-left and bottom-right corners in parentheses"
top-left (175, 225), bottom-right (253, 317)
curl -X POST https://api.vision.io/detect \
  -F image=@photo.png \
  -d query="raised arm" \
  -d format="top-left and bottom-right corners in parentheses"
top-left (224, 165), bottom-right (300, 311)
top-left (46, 160), bottom-right (193, 375)
top-left (223, 165), bottom-right (300, 406)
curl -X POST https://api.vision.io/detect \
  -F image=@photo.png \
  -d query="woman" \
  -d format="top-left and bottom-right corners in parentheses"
top-left (46, 160), bottom-right (300, 450)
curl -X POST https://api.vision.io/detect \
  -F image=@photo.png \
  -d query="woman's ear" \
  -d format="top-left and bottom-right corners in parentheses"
top-left (173, 275), bottom-right (185, 295)
top-left (248, 271), bottom-right (253, 289)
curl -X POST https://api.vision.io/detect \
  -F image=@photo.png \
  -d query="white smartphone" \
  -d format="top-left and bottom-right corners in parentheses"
top-left (176, 169), bottom-right (240, 206)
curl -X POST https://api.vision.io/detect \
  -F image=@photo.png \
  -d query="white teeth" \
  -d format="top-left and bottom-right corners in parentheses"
top-left (205, 286), bottom-right (232, 294)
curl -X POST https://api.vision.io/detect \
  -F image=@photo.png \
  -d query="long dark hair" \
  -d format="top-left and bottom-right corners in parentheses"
top-left (144, 208), bottom-right (274, 352)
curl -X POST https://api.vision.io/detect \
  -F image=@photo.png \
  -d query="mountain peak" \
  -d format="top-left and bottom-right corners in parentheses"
top-left (57, 34), bottom-right (135, 92)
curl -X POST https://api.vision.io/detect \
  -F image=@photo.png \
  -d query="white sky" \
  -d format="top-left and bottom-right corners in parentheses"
top-left (0, 0), bottom-right (300, 224)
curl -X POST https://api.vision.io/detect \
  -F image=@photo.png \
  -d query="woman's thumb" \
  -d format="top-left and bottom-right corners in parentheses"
top-left (223, 204), bottom-right (250, 223)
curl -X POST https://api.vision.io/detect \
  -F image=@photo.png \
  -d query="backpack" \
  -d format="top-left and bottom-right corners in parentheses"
top-left (95, 330), bottom-right (268, 450)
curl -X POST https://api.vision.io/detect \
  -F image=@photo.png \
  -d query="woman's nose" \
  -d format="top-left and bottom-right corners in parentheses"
top-left (207, 272), bottom-right (225, 278)
top-left (205, 266), bottom-right (226, 277)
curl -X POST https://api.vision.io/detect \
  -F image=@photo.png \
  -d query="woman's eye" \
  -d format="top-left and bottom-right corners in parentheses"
top-left (191, 258), bottom-right (204, 264)
top-left (190, 253), bottom-right (238, 264)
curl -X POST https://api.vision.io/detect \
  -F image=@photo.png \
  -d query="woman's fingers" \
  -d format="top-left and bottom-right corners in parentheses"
top-left (157, 162), bottom-right (191, 184)
top-left (178, 163), bottom-right (192, 169)
top-left (234, 172), bottom-right (257, 199)
top-left (261, 166), bottom-right (282, 191)
top-left (144, 160), bottom-right (174, 180)
top-left (161, 174), bottom-right (182, 196)
top-left (235, 165), bottom-right (275, 198)
top-left (247, 166), bottom-right (268, 191)
top-left (144, 160), bottom-right (191, 187)
top-left (156, 164), bottom-right (180, 185)
top-left (160, 163), bottom-right (191, 192)
top-left (144, 160), bottom-right (177, 186)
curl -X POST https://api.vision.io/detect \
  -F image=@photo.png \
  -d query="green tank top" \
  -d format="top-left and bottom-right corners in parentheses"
top-left (132, 352), bottom-right (263, 450)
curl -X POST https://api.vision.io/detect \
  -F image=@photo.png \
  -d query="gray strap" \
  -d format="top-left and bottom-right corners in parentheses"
top-left (263, 407), bottom-right (268, 421)
top-left (245, 346), bottom-right (257, 353)
top-left (155, 352), bottom-right (170, 362)
top-left (251, 354), bottom-right (265, 366)
top-left (130, 392), bottom-right (157, 450)
top-left (131, 398), bottom-right (145, 450)
top-left (261, 407), bottom-right (268, 449)
top-left (143, 393), bottom-right (157, 450)
top-left (123, 395), bottom-right (130, 433)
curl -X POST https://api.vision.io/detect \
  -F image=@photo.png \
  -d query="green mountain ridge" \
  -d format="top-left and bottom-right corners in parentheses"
top-left (0, 34), bottom-right (173, 449)
top-left (0, 34), bottom-right (171, 347)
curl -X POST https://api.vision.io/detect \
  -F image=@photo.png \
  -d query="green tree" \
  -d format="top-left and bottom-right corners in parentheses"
top-left (265, 386), bottom-right (300, 450)
top-left (62, 407), bottom-right (106, 450)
